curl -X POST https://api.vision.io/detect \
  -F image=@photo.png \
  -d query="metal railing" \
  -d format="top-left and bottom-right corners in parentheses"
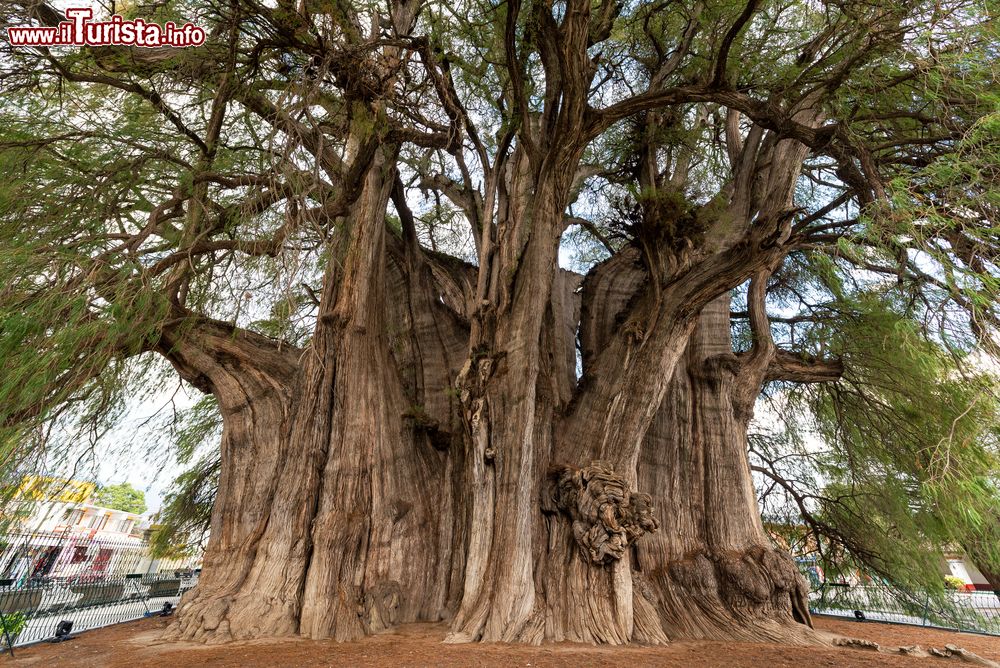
top-left (0, 573), bottom-right (197, 647)
top-left (0, 530), bottom-right (201, 649)
top-left (810, 583), bottom-right (1000, 636)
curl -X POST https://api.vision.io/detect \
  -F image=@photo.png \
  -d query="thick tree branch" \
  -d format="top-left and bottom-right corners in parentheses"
top-left (764, 349), bottom-right (844, 383)
top-left (712, 0), bottom-right (762, 88)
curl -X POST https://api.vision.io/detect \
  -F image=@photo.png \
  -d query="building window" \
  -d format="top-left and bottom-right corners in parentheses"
top-left (70, 546), bottom-right (88, 564)
top-left (64, 509), bottom-right (83, 525)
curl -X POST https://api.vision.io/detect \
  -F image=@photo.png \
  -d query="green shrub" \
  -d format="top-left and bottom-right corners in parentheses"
top-left (0, 611), bottom-right (26, 639)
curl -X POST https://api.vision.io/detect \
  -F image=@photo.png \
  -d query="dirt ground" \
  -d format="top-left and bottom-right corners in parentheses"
top-left (4, 615), bottom-right (999, 667)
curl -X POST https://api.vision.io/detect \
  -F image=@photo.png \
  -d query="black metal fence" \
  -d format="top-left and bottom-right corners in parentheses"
top-left (810, 583), bottom-right (1000, 636)
top-left (0, 530), bottom-right (201, 649)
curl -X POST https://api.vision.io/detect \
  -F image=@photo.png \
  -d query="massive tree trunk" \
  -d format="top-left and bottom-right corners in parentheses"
top-left (166, 171), bottom-right (821, 648)
top-left (164, 85), bottom-right (825, 645)
top-left (156, 320), bottom-right (301, 643)
top-left (634, 297), bottom-right (813, 643)
top-left (168, 148), bottom-right (468, 643)
top-left (536, 247), bottom-right (814, 645)
top-left (447, 148), bottom-right (578, 643)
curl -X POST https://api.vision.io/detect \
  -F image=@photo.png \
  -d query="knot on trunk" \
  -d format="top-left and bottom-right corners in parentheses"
top-left (545, 461), bottom-right (659, 564)
top-left (715, 546), bottom-right (807, 604)
top-left (362, 580), bottom-right (402, 633)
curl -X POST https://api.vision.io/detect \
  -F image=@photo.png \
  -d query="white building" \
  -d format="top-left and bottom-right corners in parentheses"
top-left (942, 552), bottom-right (994, 592)
top-left (0, 477), bottom-right (147, 585)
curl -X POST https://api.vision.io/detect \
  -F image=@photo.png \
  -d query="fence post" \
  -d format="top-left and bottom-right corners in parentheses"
top-left (0, 608), bottom-right (15, 657)
top-left (126, 573), bottom-right (151, 617)
top-left (921, 594), bottom-right (930, 626)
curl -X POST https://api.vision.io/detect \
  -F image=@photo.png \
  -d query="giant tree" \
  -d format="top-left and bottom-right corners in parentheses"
top-left (1, 0), bottom-right (997, 647)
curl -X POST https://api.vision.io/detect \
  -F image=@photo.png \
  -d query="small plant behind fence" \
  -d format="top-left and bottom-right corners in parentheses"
top-left (0, 530), bottom-right (201, 648)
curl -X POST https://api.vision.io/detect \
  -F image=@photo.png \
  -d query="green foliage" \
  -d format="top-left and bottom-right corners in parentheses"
top-left (0, 83), bottom-right (176, 491)
top-left (0, 611), bottom-right (26, 639)
top-left (150, 455), bottom-right (218, 559)
top-left (149, 396), bottom-right (221, 558)
top-left (93, 482), bottom-right (147, 515)
top-left (171, 396), bottom-right (222, 466)
top-left (755, 287), bottom-right (1000, 604)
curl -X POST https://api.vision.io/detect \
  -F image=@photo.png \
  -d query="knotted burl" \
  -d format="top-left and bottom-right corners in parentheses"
top-left (545, 461), bottom-right (659, 564)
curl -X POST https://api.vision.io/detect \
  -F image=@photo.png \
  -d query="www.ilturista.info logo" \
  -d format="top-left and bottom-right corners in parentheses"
top-left (6, 7), bottom-right (205, 48)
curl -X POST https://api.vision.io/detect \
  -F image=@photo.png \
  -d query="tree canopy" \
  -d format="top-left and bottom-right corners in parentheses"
top-left (92, 481), bottom-right (148, 514)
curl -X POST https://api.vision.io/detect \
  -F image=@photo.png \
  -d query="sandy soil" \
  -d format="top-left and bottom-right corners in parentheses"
top-left (5, 615), bottom-right (999, 667)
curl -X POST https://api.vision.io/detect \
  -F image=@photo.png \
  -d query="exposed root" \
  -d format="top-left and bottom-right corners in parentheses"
top-left (828, 634), bottom-right (1000, 667)
top-left (925, 645), bottom-right (1000, 666)
top-left (165, 584), bottom-right (300, 644)
top-left (647, 546), bottom-right (820, 644)
top-left (830, 635), bottom-right (880, 650)
top-left (445, 602), bottom-right (546, 645)
top-left (363, 580), bottom-right (403, 633)
top-left (165, 591), bottom-right (238, 645)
